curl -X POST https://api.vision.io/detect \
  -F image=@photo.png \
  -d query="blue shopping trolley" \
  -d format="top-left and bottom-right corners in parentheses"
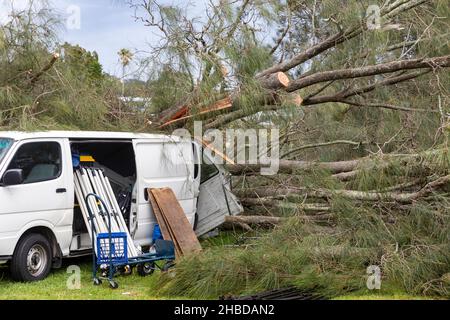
top-left (85, 193), bottom-right (175, 289)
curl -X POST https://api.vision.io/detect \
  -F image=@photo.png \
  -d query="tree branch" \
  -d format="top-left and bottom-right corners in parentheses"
top-left (269, 9), bottom-right (291, 55)
top-left (288, 55), bottom-right (450, 92)
top-left (282, 140), bottom-right (365, 159)
top-left (256, 0), bottom-right (430, 78)
top-left (341, 100), bottom-right (440, 113)
top-left (303, 70), bottom-right (429, 105)
top-left (29, 53), bottom-right (59, 85)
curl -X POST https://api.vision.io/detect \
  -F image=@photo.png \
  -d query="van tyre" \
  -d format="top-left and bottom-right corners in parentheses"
top-left (10, 233), bottom-right (52, 282)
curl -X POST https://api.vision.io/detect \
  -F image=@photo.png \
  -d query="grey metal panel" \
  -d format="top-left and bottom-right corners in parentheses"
top-left (195, 175), bottom-right (243, 236)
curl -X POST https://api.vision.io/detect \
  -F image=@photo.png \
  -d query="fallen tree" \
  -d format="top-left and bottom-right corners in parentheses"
top-left (130, 0), bottom-right (450, 299)
top-left (130, 0), bottom-right (450, 130)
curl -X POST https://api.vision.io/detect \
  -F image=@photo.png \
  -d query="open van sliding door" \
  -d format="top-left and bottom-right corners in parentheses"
top-left (195, 151), bottom-right (243, 237)
top-left (132, 137), bottom-right (197, 247)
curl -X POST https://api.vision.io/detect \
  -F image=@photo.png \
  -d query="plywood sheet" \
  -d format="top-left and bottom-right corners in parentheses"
top-left (148, 188), bottom-right (202, 256)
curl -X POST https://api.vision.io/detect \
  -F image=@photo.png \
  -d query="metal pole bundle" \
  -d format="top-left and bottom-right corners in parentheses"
top-left (74, 167), bottom-right (140, 258)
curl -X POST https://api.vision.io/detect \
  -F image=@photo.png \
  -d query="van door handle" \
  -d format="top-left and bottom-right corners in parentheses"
top-left (56, 188), bottom-right (67, 194)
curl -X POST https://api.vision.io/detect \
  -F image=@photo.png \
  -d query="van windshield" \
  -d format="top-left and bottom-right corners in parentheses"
top-left (0, 138), bottom-right (13, 164)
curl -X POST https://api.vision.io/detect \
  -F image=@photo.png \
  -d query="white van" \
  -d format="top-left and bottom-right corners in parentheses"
top-left (0, 131), bottom-right (242, 281)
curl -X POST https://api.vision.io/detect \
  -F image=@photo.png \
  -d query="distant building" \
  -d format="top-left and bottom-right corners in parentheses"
top-left (119, 96), bottom-right (152, 112)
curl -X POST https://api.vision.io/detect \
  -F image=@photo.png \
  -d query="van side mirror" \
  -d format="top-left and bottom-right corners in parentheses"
top-left (2, 169), bottom-right (24, 186)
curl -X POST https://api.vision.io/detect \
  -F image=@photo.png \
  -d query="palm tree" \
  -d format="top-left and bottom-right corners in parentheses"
top-left (118, 48), bottom-right (133, 96)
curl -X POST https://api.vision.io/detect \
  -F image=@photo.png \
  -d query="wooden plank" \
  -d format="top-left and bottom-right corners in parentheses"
top-left (147, 190), bottom-right (183, 257)
top-left (148, 188), bottom-right (187, 257)
top-left (152, 191), bottom-right (189, 257)
top-left (152, 188), bottom-right (200, 255)
top-left (147, 190), bottom-right (171, 240)
top-left (150, 188), bottom-right (202, 255)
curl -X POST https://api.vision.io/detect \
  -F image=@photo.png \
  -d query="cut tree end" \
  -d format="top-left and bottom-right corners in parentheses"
top-left (292, 94), bottom-right (303, 106)
top-left (286, 93), bottom-right (303, 106)
top-left (259, 72), bottom-right (290, 90)
top-left (277, 72), bottom-right (290, 88)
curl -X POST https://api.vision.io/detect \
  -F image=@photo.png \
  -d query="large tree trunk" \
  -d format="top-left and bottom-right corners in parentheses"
top-left (236, 174), bottom-right (450, 204)
top-left (225, 215), bottom-right (283, 225)
top-left (227, 158), bottom-right (363, 175)
top-left (240, 197), bottom-right (331, 212)
top-left (227, 150), bottom-right (441, 176)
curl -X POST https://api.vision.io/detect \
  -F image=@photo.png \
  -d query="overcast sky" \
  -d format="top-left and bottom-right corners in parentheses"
top-left (0, 0), bottom-right (156, 76)
top-left (54, 0), bottom-right (160, 77)
top-left (2, 0), bottom-right (270, 78)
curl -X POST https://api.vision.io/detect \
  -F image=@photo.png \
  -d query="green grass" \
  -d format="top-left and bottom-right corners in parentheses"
top-left (155, 203), bottom-right (450, 300)
top-left (0, 257), bottom-right (187, 300)
top-left (0, 257), bottom-right (438, 300)
top-left (0, 231), bottom-right (246, 300)
top-left (333, 282), bottom-right (446, 300)
top-left (334, 294), bottom-right (440, 300)
top-left (0, 230), bottom-right (447, 300)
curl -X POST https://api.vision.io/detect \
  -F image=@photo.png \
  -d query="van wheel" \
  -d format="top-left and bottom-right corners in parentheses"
top-left (10, 233), bottom-right (52, 282)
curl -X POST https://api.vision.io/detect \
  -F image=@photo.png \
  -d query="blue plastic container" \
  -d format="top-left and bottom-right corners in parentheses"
top-left (72, 152), bottom-right (80, 168)
top-left (96, 232), bottom-right (128, 265)
top-left (152, 224), bottom-right (163, 243)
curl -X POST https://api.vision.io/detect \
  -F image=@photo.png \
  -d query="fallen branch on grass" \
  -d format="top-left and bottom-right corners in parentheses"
top-left (223, 214), bottom-right (335, 231)
top-left (282, 140), bottom-right (366, 159)
top-left (236, 174), bottom-right (450, 204)
top-left (228, 150), bottom-right (443, 176)
top-left (227, 159), bottom-right (362, 175)
top-left (240, 198), bottom-right (330, 212)
top-left (225, 215), bottom-right (283, 226)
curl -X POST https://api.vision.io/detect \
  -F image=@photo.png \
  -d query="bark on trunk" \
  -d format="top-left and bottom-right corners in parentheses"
top-left (227, 158), bottom-right (362, 175)
top-left (236, 174), bottom-right (450, 204)
top-left (240, 197), bottom-right (330, 212)
top-left (225, 215), bottom-right (283, 225)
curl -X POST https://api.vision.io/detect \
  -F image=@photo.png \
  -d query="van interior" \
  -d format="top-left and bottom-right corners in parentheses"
top-left (69, 140), bottom-right (136, 248)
